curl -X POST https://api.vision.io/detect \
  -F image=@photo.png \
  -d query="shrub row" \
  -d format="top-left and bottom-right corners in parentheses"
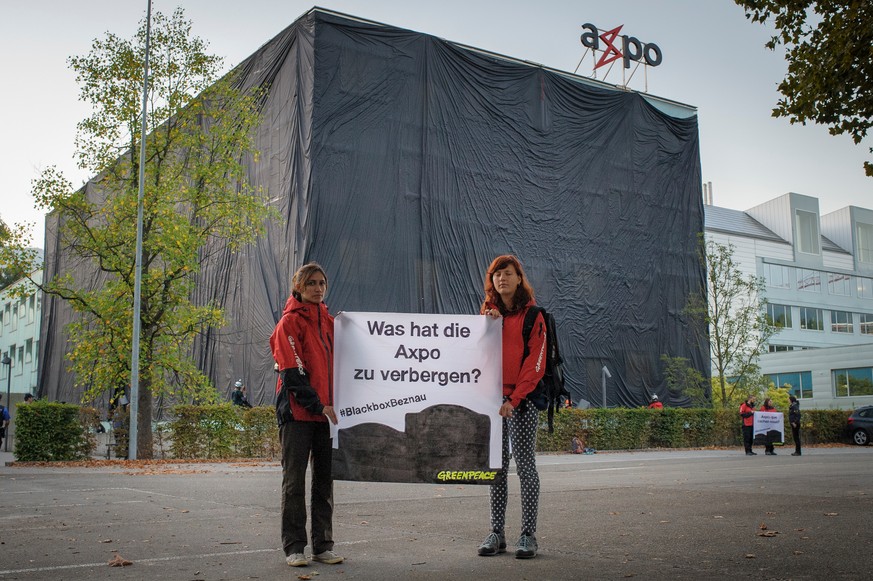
top-left (14, 401), bottom-right (97, 462)
top-left (536, 407), bottom-right (854, 452)
top-left (12, 404), bottom-right (855, 461)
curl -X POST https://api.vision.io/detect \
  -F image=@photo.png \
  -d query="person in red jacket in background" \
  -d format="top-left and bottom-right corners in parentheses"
top-left (739, 395), bottom-right (758, 456)
top-left (477, 255), bottom-right (546, 560)
top-left (648, 394), bottom-right (664, 409)
top-left (270, 262), bottom-right (343, 568)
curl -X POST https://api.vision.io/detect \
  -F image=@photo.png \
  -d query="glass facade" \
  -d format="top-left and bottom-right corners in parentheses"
top-left (767, 303), bottom-right (792, 328)
top-left (767, 370), bottom-right (813, 399)
top-left (831, 310), bottom-right (853, 333)
top-left (834, 367), bottom-right (873, 397)
top-left (799, 307), bottom-right (823, 331)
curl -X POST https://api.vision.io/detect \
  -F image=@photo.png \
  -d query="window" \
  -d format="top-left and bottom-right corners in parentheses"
top-left (765, 263), bottom-right (792, 289)
top-left (15, 345), bottom-right (23, 375)
top-left (800, 307), bottom-right (823, 331)
top-left (27, 295), bottom-right (35, 323)
top-left (767, 304), bottom-right (792, 328)
top-left (767, 371), bottom-right (813, 399)
top-left (11, 304), bottom-right (18, 331)
top-left (859, 277), bottom-right (873, 299)
top-left (797, 268), bottom-right (821, 293)
top-left (861, 314), bottom-right (873, 335)
top-left (795, 209), bottom-right (821, 254)
top-left (834, 367), bottom-right (873, 397)
top-left (828, 272), bottom-right (852, 296)
top-left (858, 223), bottom-right (873, 264)
top-left (769, 345), bottom-right (793, 352)
top-left (831, 310), bottom-right (853, 333)
top-left (25, 338), bottom-right (33, 364)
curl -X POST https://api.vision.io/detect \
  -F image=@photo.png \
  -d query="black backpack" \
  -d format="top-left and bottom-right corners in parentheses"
top-left (521, 305), bottom-right (567, 433)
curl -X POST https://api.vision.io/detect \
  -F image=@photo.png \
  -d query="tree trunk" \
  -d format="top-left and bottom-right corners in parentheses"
top-left (136, 375), bottom-right (154, 459)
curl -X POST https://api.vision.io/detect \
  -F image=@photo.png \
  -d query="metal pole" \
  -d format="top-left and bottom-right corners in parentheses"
top-left (3, 356), bottom-right (10, 452)
top-left (129, 0), bottom-right (152, 460)
top-left (601, 365), bottom-right (611, 409)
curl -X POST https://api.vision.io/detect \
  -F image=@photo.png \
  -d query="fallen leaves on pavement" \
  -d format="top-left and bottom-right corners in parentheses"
top-left (107, 554), bottom-right (132, 567)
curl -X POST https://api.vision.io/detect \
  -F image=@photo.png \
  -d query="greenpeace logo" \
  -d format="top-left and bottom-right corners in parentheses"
top-left (580, 23), bottom-right (663, 70)
top-left (436, 470), bottom-right (498, 482)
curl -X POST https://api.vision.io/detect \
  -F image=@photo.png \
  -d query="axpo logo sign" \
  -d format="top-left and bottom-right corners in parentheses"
top-left (580, 23), bottom-right (662, 70)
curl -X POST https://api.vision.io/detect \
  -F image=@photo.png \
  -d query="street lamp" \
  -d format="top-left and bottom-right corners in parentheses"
top-left (2, 354), bottom-right (11, 452)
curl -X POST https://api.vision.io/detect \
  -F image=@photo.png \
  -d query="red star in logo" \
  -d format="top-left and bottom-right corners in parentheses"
top-left (595, 25), bottom-right (623, 69)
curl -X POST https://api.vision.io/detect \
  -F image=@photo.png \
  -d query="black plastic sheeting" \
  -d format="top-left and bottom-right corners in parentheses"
top-left (39, 9), bottom-right (708, 413)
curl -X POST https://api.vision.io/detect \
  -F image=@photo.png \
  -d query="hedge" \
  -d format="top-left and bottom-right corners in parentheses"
top-left (11, 403), bottom-right (855, 461)
top-left (536, 407), bottom-right (853, 452)
top-left (14, 401), bottom-right (97, 461)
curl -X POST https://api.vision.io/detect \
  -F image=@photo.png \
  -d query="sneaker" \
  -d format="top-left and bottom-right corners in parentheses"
top-left (312, 550), bottom-right (344, 564)
top-left (477, 530), bottom-right (506, 556)
top-left (286, 553), bottom-right (307, 567)
top-left (791, 452), bottom-right (801, 456)
top-left (515, 532), bottom-right (538, 559)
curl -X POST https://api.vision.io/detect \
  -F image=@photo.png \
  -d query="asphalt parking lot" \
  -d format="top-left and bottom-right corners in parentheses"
top-left (1, 446), bottom-right (871, 580)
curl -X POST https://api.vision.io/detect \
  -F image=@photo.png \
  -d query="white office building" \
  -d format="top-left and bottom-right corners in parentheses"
top-left (705, 193), bottom-right (873, 409)
top-left (0, 271), bottom-right (42, 404)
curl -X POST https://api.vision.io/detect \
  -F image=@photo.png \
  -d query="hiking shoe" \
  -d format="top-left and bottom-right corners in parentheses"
top-left (477, 530), bottom-right (506, 556)
top-left (515, 532), bottom-right (538, 559)
top-left (286, 553), bottom-right (307, 567)
top-left (312, 550), bottom-right (344, 564)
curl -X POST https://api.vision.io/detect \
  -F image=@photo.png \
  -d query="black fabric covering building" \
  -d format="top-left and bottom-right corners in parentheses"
top-left (39, 9), bottom-right (708, 410)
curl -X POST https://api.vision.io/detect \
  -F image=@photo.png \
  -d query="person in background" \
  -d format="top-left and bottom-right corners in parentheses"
top-left (739, 395), bottom-right (757, 456)
top-left (270, 262), bottom-right (342, 568)
top-left (23, 393), bottom-right (34, 403)
top-left (231, 380), bottom-right (253, 408)
top-left (761, 398), bottom-right (778, 455)
top-left (477, 255), bottom-right (546, 560)
top-left (0, 394), bottom-right (9, 449)
top-left (571, 435), bottom-right (584, 454)
top-left (648, 394), bottom-right (663, 409)
top-left (789, 395), bottom-right (802, 456)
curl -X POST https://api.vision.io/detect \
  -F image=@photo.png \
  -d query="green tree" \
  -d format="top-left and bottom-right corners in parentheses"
top-left (735, 0), bottom-right (873, 176)
top-left (0, 8), bottom-right (273, 458)
top-left (660, 355), bottom-right (709, 406)
top-left (0, 218), bottom-right (29, 289)
top-left (685, 238), bottom-right (775, 408)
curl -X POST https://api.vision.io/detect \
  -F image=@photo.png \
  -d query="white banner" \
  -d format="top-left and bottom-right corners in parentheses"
top-left (331, 312), bottom-right (503, 483)
top-left (753, 411), bottom-right (784, 444)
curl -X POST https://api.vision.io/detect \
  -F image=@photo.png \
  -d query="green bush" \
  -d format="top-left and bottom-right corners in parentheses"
top-left (169, 404), bottom-right (279, 459)
top-left (238, 406), bottom-right (280, 459)
top-left (14, 401), bottom-right (94, 461)
top-left (536, 406), bottom-right (852, 452)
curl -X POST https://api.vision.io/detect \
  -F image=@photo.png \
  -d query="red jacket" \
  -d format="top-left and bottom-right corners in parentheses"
top-left (648, 401), bottom-right (663, 409)
top-left (739, 402), bottom-right (755, 427)
top-left (270, 295), bottom-right (334, 423)
top-left (484, 300), bottom-right (547, 408)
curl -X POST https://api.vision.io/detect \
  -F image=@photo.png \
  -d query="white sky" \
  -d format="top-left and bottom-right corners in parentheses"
top-left (2, 0), bottom-right (870, 245)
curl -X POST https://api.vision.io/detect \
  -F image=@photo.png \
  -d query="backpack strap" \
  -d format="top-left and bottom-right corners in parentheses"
top-left (521, 306), bottom-right (544, 361)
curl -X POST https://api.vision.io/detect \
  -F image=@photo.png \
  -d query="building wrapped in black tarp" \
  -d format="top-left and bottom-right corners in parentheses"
top-left (39, 8), bottom-right (708, 411)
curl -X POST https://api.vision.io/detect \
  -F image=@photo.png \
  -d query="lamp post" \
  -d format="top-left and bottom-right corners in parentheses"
top-left (2, 354), bottom-right (11, 452)
top-left (601, 365), bottom-right (611, 409)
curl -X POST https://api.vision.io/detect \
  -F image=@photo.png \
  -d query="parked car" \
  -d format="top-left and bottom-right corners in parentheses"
top-left (847, 405), bottom-right (873, 446)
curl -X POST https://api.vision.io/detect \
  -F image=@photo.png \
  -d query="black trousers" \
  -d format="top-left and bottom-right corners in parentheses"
top-left (742, 425), bottom-right (754, 453)
top-left (280, 420), bottom-right (334, 555)
top-left (791, 424), bottom-right (801, 454)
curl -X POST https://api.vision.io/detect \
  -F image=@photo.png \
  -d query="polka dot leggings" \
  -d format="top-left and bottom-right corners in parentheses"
top-left (489, 403), bottom-right (539, 534)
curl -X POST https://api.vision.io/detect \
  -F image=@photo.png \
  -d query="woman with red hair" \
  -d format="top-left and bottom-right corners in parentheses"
top-left (477, 255), bottom-right (546, 559)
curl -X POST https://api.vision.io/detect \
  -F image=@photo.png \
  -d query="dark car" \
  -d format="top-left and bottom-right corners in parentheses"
top-left (847, 405), bottom-right (873, 446)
